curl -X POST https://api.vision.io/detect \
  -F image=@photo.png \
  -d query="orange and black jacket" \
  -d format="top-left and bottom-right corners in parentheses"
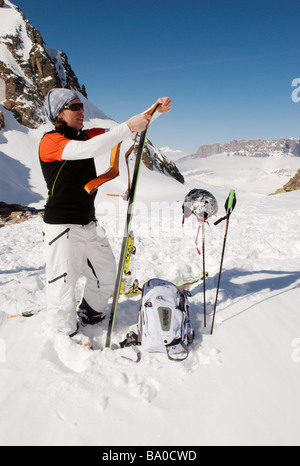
top-left (39, 126), bottom-right (105, 225)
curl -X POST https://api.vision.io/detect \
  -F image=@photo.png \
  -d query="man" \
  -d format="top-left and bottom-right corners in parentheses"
top-left (40, 88), bottom-right (171, 337)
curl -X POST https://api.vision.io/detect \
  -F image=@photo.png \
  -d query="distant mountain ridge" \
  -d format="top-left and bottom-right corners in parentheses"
top-left (195, 138), bottom-right (300, 158)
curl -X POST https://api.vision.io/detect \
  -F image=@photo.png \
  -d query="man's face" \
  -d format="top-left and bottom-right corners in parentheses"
top-left (58, 99), bottom-right (84, 130)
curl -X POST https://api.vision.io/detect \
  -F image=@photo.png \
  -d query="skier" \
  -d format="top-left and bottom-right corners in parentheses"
top-left (40, 88), bottom-right (171, 337)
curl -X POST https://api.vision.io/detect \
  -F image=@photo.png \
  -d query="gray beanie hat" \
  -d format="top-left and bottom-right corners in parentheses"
top-left (44, 88), bottom-right (80, 124)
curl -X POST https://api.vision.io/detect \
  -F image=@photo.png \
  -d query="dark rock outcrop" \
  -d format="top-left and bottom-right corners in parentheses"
top-left (139, 139), bottom-right (184, 184)
top-left (0, 109), bottom-right (4, 129)
top-left (270, 169), bottom-right (300, 195)
top-left (0, 3), bottom-right (87, 129)
top-left (0, 201), bottom-right (44, 227)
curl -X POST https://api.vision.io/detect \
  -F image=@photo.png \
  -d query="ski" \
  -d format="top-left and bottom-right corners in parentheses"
top-left (71, 332), bottom-right (94, 350)
top-left (120, 230), bottom-right (136, 295)
top-left (174, 272), bottom-right (208, 290)
top-left (9, 310), bottom-right (42, 318)
top-left (122, 272), bottom-right (208, 298)
top-left (10, 271), bottom-right (208, 319)
top-left (105, 103), bottom-right (161, 348)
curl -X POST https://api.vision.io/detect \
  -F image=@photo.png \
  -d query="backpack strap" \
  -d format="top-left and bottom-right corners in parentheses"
top-left (119, 331), bottom-right (142, 363)
top-left (84, 134), bottom-right (137, 195)
top-left (166, 340), bottom-right (189, 362)
top-left (121, 345), bottom-right (142, 364)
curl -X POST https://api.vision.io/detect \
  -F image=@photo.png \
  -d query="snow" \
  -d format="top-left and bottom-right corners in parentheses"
top-left (0, 1), bottom-right (22, 36)
top-left (0, 1), bottom-right (33, 67)
top-left (159, 146), bottom-right (190, 162)
top-left (0, 124), bottom-right (300, 445)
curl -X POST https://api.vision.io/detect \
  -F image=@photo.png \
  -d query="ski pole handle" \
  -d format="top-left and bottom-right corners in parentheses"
top-left (224, 189), bottom-right (236, 216)
top-left (227, 189), bottom-right (236, 213)
top-left (214, 190), bottom-right (236, 226)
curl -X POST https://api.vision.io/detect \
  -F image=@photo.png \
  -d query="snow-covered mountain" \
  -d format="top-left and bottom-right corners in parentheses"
top-left (177, 136), bottom-right (300, 195)
top-left (0, 0), bottom-right (86, 128)
top-left (0, 0), bottom-right (182, 208)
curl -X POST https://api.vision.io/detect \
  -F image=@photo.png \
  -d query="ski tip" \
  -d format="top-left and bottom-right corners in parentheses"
top-left (146, 102), bottom-right (162, 117)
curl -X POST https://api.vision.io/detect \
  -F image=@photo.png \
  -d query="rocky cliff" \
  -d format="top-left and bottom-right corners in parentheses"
top-left (140, 139), bottom-right (184, 184)
top-left (196, 138), bottom-right (300, 158)
top-left (0, 0), bottom-right (86, 129)
top-left (271, 169), bottom-right (300, 195)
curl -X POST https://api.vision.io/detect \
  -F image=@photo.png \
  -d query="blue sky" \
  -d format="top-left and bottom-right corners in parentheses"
top-left (15, 0), bottom-right (300, 152)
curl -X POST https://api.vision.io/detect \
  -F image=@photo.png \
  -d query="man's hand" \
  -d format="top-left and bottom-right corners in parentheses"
top-left (126, 113), bottom-right (152, 132)
top-left (126, 97), bottom-right (172, 133)
top-left (156, 97), bottom-right (172, 113)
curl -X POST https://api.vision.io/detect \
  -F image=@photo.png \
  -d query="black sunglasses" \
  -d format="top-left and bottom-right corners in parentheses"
top-left (63, 102), bottom-right (84, 111)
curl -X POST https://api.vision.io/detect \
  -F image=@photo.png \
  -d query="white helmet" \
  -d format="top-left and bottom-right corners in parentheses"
top-left (183, 189), bottom-right (218, 221)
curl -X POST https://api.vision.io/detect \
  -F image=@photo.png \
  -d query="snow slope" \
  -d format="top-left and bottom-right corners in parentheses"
top-left (0, 145), bottom-right (300, 446)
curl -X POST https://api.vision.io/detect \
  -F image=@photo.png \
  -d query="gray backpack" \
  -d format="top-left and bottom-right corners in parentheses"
top-left (122, 279), bottom-right (194, 362)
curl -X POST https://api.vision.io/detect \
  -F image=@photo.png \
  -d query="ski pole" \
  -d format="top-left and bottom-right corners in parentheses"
top-left (210, 189), bottom-right (236, 335)
top-left (202, 221), bottom-right (207, 328)
top-left (195, 217), bottom-right (208, 327)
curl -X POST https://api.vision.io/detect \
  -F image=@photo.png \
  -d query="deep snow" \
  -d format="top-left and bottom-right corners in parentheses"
top-left (0, 143), bottom-right (300, 446)
top-left (2, 0), bottom-right (300, 447)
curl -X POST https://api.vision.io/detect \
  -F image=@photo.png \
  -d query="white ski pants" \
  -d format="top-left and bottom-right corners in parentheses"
top-left (43, 221), bottom-right (116, 335)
